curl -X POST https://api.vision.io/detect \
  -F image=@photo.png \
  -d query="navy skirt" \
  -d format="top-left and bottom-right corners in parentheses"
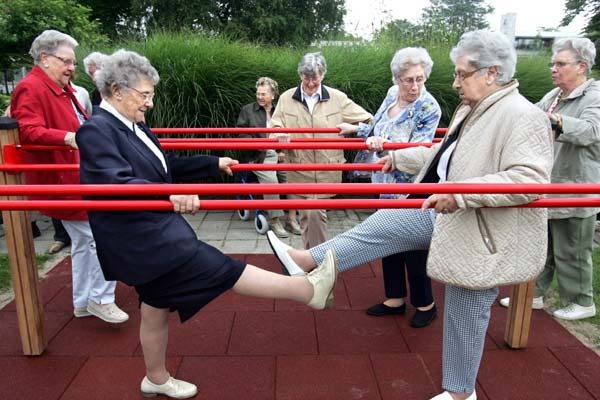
top-left (135, 241), bottom-right (246, 322)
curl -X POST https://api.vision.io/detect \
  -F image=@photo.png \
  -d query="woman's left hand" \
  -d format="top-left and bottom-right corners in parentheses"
top-left (218, 157), bottom-right (238, 176)
top-left (169, 194), bottom-right (200, 214)
top-left (421, 194), bottom-right (458, 214)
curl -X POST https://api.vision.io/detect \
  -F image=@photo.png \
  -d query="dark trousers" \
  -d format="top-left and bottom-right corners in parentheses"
top-left (382, 250), bottom-right (433, 308)
top-left (52, 218), bottom-right (71, 245)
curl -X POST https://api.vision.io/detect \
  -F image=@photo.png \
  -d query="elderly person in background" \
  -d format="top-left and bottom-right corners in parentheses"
top-left (83, 51), bottom-right (106, 105)
top-left (10, 30), bottom-right (128, 323)
top-left (77, 49), bottom-right (338, 399)
top-left (270, 52), bottom-right (373, 249)
top-left (337, 47), bottom-right (441, 328)
top-left (236, 77), bottom-right (296, 237)
top-left (71, 79), bottom-right (93, 115)
top-left (267, 30), bottom-right (553, 400)
top-left (500, 37), bottom-right (599, 320)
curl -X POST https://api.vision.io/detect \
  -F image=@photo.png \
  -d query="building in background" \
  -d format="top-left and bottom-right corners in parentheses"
top-left (500, 12), bottom-right (582, 52)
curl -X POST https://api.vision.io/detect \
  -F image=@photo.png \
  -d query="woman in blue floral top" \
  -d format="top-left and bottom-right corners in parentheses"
top-left (338, 47), bottom-right (442, 328)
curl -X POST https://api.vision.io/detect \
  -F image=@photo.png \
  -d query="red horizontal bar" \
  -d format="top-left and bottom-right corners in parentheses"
top-left (150, 127), bottom-right (448, 135)
top-left (0, 163), bottom-right (384, 172)
top-left (1, 183), bottom-right (600, 196)
top-left (0, 197), bottom-right (596, 211)
top-left (16, 142), bottom-right (434, 152)
top-left (158, 138), bottom-right (366, 142)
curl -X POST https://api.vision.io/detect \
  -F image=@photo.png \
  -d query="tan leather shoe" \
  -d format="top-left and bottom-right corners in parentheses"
top-left (87, 301), bottom-right (129, 323)
top-left (47, 241), bottom-right (67, 254)
top-left (306, 249), bottom-right (338, 309)
top-left (270, 218), bottom-right (289, 238)
top-left (286, 219), bottom-right (301, 235)
top-left (141, 376), bottom-right (197, 399)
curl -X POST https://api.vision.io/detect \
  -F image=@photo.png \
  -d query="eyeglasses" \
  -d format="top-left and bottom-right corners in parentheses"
top-left (126, 86), bottom-right (155, 102)
top-left (398, 76), bottom-right (426, 86)
top-left (301, 75), bottom-right (322, 84)
top-left (48, 54), bottom-right (77, 67)
top-left (548, 61), bottom-right (580, 68)
top-left (453, 67), bottom-right (486, 82)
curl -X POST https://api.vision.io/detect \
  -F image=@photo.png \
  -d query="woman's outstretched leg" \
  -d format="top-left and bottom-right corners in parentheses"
top-left (232, 249), bottom-right (338, 309)
top-left (269, 208), bottom-right (435, 275)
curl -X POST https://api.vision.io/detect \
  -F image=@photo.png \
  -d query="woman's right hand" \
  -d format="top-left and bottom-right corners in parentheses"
top-left (169, 194), bottom-right (200, 214)
top-left (366, 136), bottom-right (386, 152)
top-left (64, 131), bottom-right (78, 149)
top-left (379, 155), bottom-right (393, 173)
top-left (336, 122), bottom-right (358, 136)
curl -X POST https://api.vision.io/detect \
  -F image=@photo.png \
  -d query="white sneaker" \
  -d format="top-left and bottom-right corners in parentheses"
top-left (141, 376), bottom-right (197, 399)
top-left (430, 390), bottom-right (476, 400)
top-left (87, 301), bottom-right (129, 323)
top-left (266, 230), bottom-right (306, 276)
top-left (553, 303), bottom-right (596, 320)
top-left (499, 296), bottom-right (544, 309)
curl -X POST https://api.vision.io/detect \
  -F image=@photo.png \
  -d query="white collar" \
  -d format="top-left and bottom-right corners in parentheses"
top-left (301, 85), bottom-right (322, 101)
top-left (100, 100), bottom-right (136, 132)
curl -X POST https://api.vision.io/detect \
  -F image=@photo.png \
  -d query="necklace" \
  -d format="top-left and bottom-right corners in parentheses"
top-left (546, 90), bottom-right (562, 114)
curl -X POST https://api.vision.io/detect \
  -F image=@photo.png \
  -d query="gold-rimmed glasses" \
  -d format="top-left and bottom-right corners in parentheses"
top-left (453, 67), bottom-right (486, 82)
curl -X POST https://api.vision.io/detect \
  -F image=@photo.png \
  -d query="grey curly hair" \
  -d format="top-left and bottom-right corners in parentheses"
top-left (450, 29), bottom-right (516, 85)
top-left (29, 30), bottom-right (78, 62)
top-left (95, 49), bottom-right (160, 98)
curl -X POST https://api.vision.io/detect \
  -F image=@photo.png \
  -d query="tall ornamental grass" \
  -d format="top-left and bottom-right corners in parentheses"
top-left (78, 33), bottom-right (555, 129)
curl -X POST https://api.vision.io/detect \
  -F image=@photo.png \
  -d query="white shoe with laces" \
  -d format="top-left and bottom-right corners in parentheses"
top-left (140, 376), bottom-right (197, 399)
top-left (553, 303), bottom-right (596, 320)
top-left (499, 296), bottom-right (544, 309)
top-left (87, 301), bottom-right (129, 323)
top-left (267, 230), bottom-right (306, 276)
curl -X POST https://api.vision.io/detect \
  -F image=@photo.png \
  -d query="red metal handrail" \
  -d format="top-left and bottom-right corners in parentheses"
top-left (13, 142), bottom-right (434, 152)
top-left (0, 163), bottom-right (389, 172)
top-left (1, 183), bottom-right (600, 196)
top-left (0, 197), bottom-right (597, 211)
top-left (150, 127), bottom-right (449, 135)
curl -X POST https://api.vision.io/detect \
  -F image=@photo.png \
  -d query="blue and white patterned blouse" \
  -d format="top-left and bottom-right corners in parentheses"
top-left (353, 85), bottom-right (441, 198)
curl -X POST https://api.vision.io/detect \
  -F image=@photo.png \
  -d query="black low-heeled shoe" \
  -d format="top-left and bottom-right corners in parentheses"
top-left (366, 302), bottom-right (406, 316)
top-left (410, 305), bottom-right (437, 328)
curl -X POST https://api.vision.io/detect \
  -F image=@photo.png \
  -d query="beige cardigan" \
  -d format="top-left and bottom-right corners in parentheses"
top-left (270, 84), bottom-right (372, 197)
top-left (392, 81), bottom-right (554, 289)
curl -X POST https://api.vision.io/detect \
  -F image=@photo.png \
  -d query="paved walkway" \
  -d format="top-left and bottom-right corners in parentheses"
top-left (1, 210), bottom-right (599, 399)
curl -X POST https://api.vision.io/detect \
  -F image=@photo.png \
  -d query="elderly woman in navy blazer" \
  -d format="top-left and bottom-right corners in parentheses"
top-left (76, 49), bottom-right (338, 400)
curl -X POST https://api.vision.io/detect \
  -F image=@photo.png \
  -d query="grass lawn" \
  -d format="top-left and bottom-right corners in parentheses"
top-left (0, 253), bottom-right (52, 291)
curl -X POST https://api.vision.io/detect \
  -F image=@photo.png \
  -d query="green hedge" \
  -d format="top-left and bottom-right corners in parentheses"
top-left (77, 32), bottom-right (556, 131)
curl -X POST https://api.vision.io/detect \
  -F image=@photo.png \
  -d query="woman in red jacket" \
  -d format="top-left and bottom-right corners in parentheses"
top-left (10, 29), bottom-right (128, 324)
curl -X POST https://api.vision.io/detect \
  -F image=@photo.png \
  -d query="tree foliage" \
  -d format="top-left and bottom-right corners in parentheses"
top-left (562, 1), bottom-right (600, 43)
top-left (82, 0), bottom-right (346, 46)
top-left (0, 0), bottom-right (107, 69)
top-left (420, 0), bottom-right (494, 37)
top-left (374, 0), bottom-right (494, 46)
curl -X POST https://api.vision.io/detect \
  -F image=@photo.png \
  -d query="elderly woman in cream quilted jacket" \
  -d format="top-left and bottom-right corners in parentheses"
top-left (267, 30), bottom-right (553, 400)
